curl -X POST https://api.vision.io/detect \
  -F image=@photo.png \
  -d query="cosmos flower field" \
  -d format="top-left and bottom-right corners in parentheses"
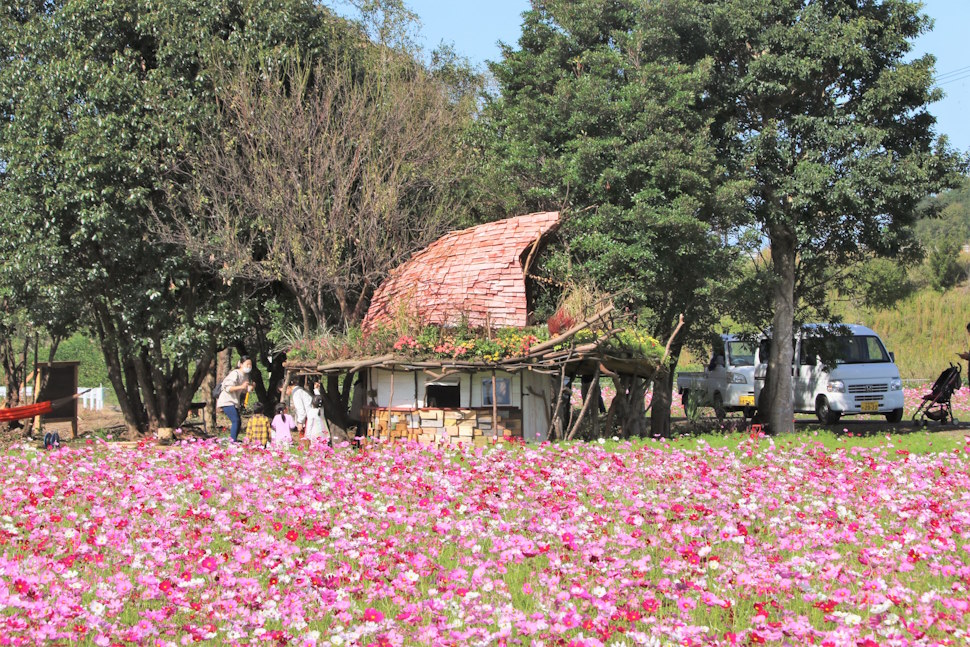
top-left (2, 430), bottom-right (970, 646)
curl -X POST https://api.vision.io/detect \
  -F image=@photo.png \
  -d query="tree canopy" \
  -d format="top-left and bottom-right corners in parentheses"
top-left (692, 0), bottom-right (967, 431)
top-left (481, 0), bottom-right (747, 436)
top-left (0, 0), bottom-right (355, 434)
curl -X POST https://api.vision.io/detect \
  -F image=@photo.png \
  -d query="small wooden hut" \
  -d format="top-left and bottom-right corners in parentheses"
top-left (285, 212), bottom-right (662, 444)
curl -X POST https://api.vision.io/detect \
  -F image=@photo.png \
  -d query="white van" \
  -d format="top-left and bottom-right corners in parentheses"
top-left (754, 324), bottom-right (904, 424)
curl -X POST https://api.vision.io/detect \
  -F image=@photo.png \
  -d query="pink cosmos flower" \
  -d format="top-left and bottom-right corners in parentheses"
top-left (363, 608), bottom-right (384, 623)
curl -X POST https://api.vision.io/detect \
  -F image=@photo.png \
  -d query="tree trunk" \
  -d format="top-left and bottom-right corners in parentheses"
top-left (93, 306), bottom-right (143, 437)
top-left (764, 224), bottom-right (797, 434)
top-left (172, 353), bottom-right (216, 426)
top-left (321, 374), bottom-right (353, 434)
top-left (202, 344), bottom-right (217, 433)
top-left (132, 353), bottom-right (161, 433)
top-left (0, 335), bottom-right (28, 437)
top-left (650, 339), bottom-right (683, 438)
top-left (650, 371), bottom-right (674, 438)
top-left (613, 374), bottom-right (648, 438)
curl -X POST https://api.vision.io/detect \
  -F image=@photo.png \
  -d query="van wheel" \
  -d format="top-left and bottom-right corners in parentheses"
top-left (713, 393), bottom-right (726, 422)
top-left (885, 408), bottom-right (903, 423)
top-left (815, 396), bottom-right (841, 425)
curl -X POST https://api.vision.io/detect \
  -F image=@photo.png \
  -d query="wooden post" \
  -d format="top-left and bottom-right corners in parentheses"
top-left (388, 369), bottom-right (395, 442)
top-left (591, 377), bottom-right (601, 438)
top-left (31, 360), bottom-right (43, 436)
top-left (567, 365), bottom-right (600, 441)
top-left (491, 371), bottom-right (498, 442)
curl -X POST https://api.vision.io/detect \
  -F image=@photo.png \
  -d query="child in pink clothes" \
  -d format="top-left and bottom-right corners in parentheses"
top-left (270, 403), bottom-right (296, 447)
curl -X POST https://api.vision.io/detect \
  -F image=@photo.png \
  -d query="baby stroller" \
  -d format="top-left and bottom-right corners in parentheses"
top-left (912, 363), bottom-right (961, 427)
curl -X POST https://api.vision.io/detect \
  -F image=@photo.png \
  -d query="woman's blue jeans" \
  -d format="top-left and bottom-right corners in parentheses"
top-left (222, 405), bottom-right (241, 442)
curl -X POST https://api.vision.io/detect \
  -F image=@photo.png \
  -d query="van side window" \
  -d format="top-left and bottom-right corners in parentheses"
top-left (801, 338), bottom-right (823, 365)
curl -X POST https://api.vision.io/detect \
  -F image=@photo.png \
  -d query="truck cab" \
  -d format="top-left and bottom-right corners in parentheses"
top-left (754, 324), bottom-right (904, 424)
top-left (677, 335), bottom-right (758, 419)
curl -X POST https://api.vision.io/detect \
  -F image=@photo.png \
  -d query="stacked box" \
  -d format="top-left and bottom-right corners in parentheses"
top-left (365, 408), bottom-right (525, 444)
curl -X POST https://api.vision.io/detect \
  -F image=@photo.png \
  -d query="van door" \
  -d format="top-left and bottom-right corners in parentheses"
top-left (794, 337), bottom-right (820, 411)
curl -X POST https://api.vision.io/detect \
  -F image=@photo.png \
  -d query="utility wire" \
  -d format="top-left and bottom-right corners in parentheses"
top-left (936, 65), bottom-right (970, 81)
top-left (936, 72), bottom-right (970, 86)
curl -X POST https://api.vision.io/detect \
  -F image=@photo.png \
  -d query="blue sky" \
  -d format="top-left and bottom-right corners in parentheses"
top-left (396, 0), bottom-right (970, 154)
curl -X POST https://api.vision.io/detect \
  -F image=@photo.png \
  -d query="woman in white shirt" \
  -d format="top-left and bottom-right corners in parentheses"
top-left (216, 356), bottom-right (254, 442)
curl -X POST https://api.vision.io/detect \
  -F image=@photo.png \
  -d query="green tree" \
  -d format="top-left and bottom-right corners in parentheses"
top-left (915, 176), bottom-right (970, 247)
top-left (0, 174), bottom-right (83, 438)
top-left (482, 0), bottom-right (745, 437)
top-left (845, 257), bottom-right (915, 309)
top-left (162, 49), bottom-right (476, 333)
top-left (693, 0), bottom-right (967, 432)
top-left (0, 0), bottom-right (350, 435)
top-left (927, 238), bottom-right (964, 292)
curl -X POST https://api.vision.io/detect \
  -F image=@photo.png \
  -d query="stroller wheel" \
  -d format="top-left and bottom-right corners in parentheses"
top-left (952, 418), bottom-right (960, 426)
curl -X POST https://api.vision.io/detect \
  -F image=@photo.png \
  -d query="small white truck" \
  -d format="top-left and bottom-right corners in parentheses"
top-left (676, 335), bottom-right (758, 419)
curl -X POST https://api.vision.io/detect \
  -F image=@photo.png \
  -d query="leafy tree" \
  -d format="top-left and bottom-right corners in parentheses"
top-left (0, 0), bottom-right (351, 435)
top-left (690, 0), bottom-right (967, 432)
top-left (482, 0), bottom-right (745, 437)
top-left (927, 237), bottom-right (964, 292)
top-left (844, 257), bottom-right (916, 309)
top-left (0, 175), bottom-right (83, 438)
top-left (162, 48), bottom-right (477, 332)
top-left (915, 176), bottom-right (970, 247)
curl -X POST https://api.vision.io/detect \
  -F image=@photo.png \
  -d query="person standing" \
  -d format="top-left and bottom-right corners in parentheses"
top-left (304, 394), bottom-right (330, 447)
top-left (216, 355), bottom-right (254, 442)
top-left (286, 381), bottom-right (314, 437)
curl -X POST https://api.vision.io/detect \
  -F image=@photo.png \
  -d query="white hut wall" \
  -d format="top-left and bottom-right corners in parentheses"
top-left (364, 368), bottom-right (524, 445)
top-left (521, 370), bottom-right (554, 443)
top-left (372, 368), bottom-right (419, 408)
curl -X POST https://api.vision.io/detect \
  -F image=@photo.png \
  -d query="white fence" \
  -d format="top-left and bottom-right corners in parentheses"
top-left (0, 385), bottom-right (104, 411)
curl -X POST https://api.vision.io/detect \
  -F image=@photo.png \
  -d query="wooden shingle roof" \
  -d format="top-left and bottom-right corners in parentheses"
top-left (362, 212), bottom-right (560, 332)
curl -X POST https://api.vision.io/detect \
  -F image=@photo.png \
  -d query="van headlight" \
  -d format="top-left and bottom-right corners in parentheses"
top-left (728, 372), bottom-right (747, 384)
top-left (827, 380), bottom-right (845, 393)
top-left (890, 379), bottom-right (902, 391)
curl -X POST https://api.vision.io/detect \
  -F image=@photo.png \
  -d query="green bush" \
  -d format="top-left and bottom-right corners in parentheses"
top-left (928, 239), bottom-right (964, 292)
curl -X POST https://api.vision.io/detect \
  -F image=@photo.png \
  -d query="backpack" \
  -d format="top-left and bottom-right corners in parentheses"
top-left (213, 370), bottom-right (236, 400)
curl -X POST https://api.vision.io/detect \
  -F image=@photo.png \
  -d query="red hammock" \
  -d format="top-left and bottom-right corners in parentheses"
top-left (0, 401), bottom-right (53, 422)
top-left (0, 389), bottom-right (89, 423)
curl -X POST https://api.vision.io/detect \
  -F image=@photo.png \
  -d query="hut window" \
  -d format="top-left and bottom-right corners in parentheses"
top-left (426, 383), bottom-right (460, 408)
top-left (482, 377), bottom-right (511, 406)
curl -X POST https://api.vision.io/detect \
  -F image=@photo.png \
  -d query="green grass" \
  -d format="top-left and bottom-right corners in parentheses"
top-left (589, 427), bottom-right (966, 455)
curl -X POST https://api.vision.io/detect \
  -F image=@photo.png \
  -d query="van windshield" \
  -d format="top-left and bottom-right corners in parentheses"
top-left (726, 341), bottom-right (756, 367)
top-left (804, 335), bottom-right (891, 365)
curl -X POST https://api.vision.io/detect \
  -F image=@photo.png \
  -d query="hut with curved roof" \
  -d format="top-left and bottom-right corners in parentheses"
top-left (285, 212), bottom-right (663, 445)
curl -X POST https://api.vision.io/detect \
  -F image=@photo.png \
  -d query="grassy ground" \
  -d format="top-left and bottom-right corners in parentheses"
top-left (625, 425), bottom-right (968, 455)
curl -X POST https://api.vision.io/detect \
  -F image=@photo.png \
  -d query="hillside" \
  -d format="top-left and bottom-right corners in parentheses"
top-left (834, 286), bottom-right (970, 380)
